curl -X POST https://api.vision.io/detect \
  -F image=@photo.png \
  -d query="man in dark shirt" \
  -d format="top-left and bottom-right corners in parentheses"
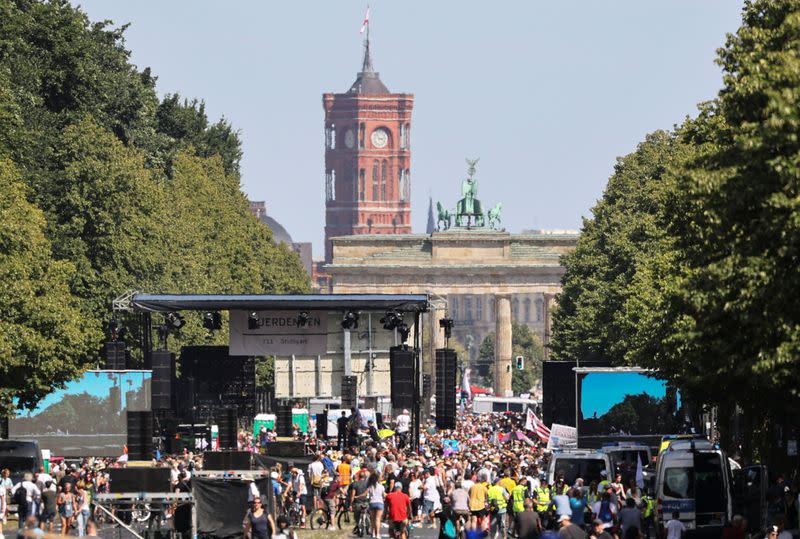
top-left (337, 412), bottom-right (349, 449)
top-left (515, 499), bottom-right (542, 539)
top-left (589, 518), bottom-right (614, 539)
top-left (349, 472), bottom-right (370, 534)
top-left (557, 514), bottom-right (588, 539)
top-left (40, 482), bottom-right (57, 533)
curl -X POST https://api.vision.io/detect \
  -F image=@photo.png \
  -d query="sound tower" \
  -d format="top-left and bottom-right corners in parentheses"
top-left (276, 402), bottom-right (293, 437)
top-left (151, 350), bottom-right (173, 410)
top-left (105, 341), bottom-right (126, 370)
top-left (435, 348), bottom-right (457, 430)
top-left (217, 406), bottom-right (238, 450)
top-left (341, 375), bottom-right (358, 410)
top-left (127, 411), bottom-right (154, 460)
top-left (389, 347), bottom-right (415, 411)
top-left (422, 374), bottom-right (432, 400)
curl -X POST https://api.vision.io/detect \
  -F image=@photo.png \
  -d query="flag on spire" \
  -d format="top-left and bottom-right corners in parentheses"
top-left (360, 7), bottom-right (370, 34)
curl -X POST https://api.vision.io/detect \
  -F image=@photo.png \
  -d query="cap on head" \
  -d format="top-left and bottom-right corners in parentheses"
top-left (558, 515), bottom-right (571, 523)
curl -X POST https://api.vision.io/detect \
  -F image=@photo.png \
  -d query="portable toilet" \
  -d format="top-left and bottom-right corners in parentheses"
top-left (292, 408), bottom-right (309, 433)
top-left (253, 413), bottom-right (276, 438)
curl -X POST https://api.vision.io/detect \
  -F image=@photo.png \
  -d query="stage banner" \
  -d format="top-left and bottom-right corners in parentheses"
top-left (229, 310), bottom-right (328, 356)
top-left (546, 423), bottom-right (578, 450)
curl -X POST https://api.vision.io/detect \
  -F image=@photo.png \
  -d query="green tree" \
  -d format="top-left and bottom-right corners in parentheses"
top-left (630, 0), bottom-right (800, 417)
top-left (0, 159), bottom-right (97, 412)
top-left (550, 131), bottom-right (685, 364)
top-left (477, 323), bottom-right (544, 394)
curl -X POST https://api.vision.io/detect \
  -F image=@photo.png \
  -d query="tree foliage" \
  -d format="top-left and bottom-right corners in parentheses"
top-left (478, 323), bottom-right (545, 394)
top-left (0, 0), bottom-right (309, 412)
top-left (551, 0), bottom-right (800, 451)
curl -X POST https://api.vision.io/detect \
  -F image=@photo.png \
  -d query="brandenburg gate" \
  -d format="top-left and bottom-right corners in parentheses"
top-left (325, 160), bottom-right (578, 396)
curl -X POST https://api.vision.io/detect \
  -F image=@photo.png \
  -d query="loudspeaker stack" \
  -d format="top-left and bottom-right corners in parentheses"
top-left (217, 406), bottom-right (238, 450)
top-left (151, 350), bottom-right (173, 410)
top-left (422, 374), bottom-right (432, 400)
top-left (435, 348), bottom-right (457, 430)
top-left (126, 411), bottom-right (154, 460)
top-left (105, 341), bottom-right (127, 370)
top-left (276, 402), bottom-right (293, 437)
top-left (389, 347), bottom-right (415, 411)
top-left (341, 375), bottom-right (358, 410)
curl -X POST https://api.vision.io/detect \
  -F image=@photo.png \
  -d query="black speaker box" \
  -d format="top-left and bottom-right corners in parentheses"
top-left (105, 341), bottom-right (127, 370)
top-left (276, 403), bottom-right (293, 437)
top-left (218, 406), bottom-right (238, 450)
top-left (203, 451), bottom-right (251, 470)
top-left (435, 348), bottom-right (457, 430)
top-left (109, 467), bottom-right (170, 493)
top-left (264, 441), bottom-right (306, 458)
top-left (541, 360), bottom-right (610, 426)
top-left (341, 375), bottom-right (358, 409)
top-left (422, 374), bottom-right (432, 399)
top-left (390, 347), bottom-right (415, 410)
top-left (151, 350), bottom-right (173, 410)
top-left (126, 411), bottom-right (153, 460)
top-left (317, 412), bottom-right (328, 439)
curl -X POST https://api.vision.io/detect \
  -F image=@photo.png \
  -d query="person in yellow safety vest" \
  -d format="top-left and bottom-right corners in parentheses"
top-left (534, 482), bottom-right (551, 513)
top-left (511, 477), bottom-right (528, 514)
top-left (487, 479), bottom-right (510, 539)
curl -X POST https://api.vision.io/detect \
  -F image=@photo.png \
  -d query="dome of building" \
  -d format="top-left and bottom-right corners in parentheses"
top-left (260, 214), bottom-right (293, 245)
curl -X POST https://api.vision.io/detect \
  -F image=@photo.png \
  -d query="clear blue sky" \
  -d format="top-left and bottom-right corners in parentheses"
top-left (581, 372), bottom-right (668, 418)
top-left (76, 1), bottom-right (744, 255)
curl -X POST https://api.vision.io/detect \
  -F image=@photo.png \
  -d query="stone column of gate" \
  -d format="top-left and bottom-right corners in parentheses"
top-left (494, 295), bottom-right (513, 397)
top-left (543, 293), bottom-right (555, 360)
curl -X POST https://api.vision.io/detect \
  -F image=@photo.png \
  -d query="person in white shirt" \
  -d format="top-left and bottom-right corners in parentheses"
top-left (665, 512), bottom-right (686, 539)
top-left (11, 473), bottom-right (41, 521)
top-left (290, 468), bottom-right (308, 525)
top-left (395, 410), bottom-right (411, 448)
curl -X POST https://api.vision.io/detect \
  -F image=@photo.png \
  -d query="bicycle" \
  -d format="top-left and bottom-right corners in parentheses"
top-left (350, 505), bottom-right (371, 537)
top-left (282, 492), bottom-right (305, 528)
top-left (310, 493), bottom-right (350, 530)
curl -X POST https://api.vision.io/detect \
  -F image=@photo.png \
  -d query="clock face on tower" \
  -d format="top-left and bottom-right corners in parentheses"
top-left (370, 128), bottom-right (389, 149)
top-left (344, 129), bottom-right (356, 149)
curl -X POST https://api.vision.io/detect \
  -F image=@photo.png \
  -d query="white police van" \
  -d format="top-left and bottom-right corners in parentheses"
top-left (655, 439), bottom-right (733, 534)
top-left (548, 449), bottom-right (612, 487)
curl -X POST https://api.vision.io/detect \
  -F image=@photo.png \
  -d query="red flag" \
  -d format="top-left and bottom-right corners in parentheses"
top-left (360, 7), bottom-right (370, 34)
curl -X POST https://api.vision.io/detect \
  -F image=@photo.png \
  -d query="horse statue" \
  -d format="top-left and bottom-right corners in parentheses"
top-left (487, 203), bottom-right (503, 229)
top-left (436, 201), bottom-right (452, 231)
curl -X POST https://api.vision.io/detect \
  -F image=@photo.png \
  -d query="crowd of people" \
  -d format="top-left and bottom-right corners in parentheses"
top-left (256, 411), bottom-right (657, 539)
top-left (2, 408), bottom-right (799, 539)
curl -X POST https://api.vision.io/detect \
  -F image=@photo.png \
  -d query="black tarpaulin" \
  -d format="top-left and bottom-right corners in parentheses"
top-left (192, 477), bottom-right (273, 539)
top-left (252, 452), bottom-right (313, 471)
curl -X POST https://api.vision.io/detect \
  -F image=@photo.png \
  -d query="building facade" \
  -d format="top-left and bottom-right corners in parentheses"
top-left (323, 39), bottom-right (413, 262)
top-left (325, 230), bottom-right (579, 395)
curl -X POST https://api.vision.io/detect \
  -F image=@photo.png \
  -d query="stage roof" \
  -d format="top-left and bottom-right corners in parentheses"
top-left (130, 293), bottom-right (429, 313)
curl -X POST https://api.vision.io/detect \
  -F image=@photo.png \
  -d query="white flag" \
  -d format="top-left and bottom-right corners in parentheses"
top-left (636, 453), bottom-right (645, 489)
top-left (360, 7), bottom-right (370, 34)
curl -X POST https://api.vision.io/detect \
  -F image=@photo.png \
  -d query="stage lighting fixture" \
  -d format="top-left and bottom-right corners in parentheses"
top-left (439, 318), bottom-right (454, 339)
top-left (202, 311), bottom-right (222, 331)
top-left (248, 312), bottom-right (259, 330)
top-left (397, 322), bottom-right (411, 343)
top-left (296, 311), bottom-right (310, 327)
top-left (380, 311), bottom-right (402, 331)
top-left (341, 311), bottom-right (359, 330)
top-left (166, 312), bottom-right (185, 330)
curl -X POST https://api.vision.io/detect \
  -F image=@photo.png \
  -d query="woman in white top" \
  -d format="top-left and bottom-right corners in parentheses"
top-left (408, 472), bottom-right (423, 523)
top-left (366, 473), bottom-right (385, 539)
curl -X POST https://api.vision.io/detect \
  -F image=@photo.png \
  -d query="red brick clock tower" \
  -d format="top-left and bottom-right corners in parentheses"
top-left (323, 35), bottom-right (413, 262)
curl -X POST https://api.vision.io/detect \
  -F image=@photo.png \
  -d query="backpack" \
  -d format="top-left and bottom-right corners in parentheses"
top-left (14, 486), bottom-right (26, 505)
top-left (443, 519), bottom-right (457, 539)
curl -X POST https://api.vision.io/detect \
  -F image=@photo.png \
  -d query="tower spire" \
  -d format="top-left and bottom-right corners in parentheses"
top-left (362, 23), bottom-right (374, 73)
